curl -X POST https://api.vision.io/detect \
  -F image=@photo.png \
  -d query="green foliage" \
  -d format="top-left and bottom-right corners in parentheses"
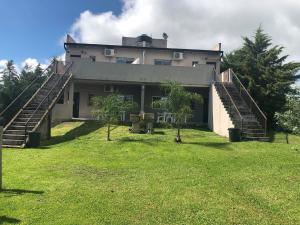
top-left (159, 81), bottom-right (203, 142)
top-left (91, 93), bottom-right (137, 140)
top-left (0, 60), bottom-right (49, 127)
top-left (222, 26), bottom-right (300, 126)
top-left (275, 87), bottom-right (300, 143)
top-left (1, 122), bottom-right (300, 224)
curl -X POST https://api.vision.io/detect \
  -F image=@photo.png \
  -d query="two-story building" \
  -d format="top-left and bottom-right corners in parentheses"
top-left (52, 34), bottom-right (222, 126)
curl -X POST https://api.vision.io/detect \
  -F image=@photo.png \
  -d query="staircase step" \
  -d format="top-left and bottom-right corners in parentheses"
top-left (15, 118), bottom-right (40, 122)
top-left (243, 136), bottom-right (270, 142)
top-left (2, 139), bottom-right (25, 146)
top-left (3, 134), bottom-right (25, 140)
top-left (12, 121), bottom-right (37, 126)
top-left (4, 130), bottom-right (26, 135)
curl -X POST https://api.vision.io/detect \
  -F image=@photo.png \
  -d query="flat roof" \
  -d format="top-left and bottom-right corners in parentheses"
top-left (64, 42), bottom-right (223, 54)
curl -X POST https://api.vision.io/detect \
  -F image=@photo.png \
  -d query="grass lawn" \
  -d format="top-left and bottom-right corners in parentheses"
top-left (1, 122), bottom-right (300, 225)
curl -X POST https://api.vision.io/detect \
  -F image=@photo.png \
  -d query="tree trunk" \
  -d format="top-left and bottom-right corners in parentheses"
top-left (285, 132), bottom-right (289, 144)
top-left (176, 127), bottom-right (182, 143)
top-left (107, 123), bottom-right (111, 141)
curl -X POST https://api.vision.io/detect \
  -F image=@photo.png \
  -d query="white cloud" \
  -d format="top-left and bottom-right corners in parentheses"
top-left (0, 59), bottom-right (8, 80)
top-left (21, 58), bottom-right (48, 71)
top-left (0, 59), bottom-right (8, 71)
top-left (69, 0), bottom-right (300, 62)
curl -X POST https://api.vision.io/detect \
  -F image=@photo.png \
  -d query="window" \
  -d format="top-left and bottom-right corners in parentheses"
top-left (70, 54), bottom-right (81, 58)
top-left (192, 61), bottom-right (199, 67)
top-left (206, 61), bottom-right (217, 69)
top-left (104, 85), bottom-right (114, 93)
top-left (119, 95), bottom-right (133, 102)
top-left (116, 57), bottom-right (135, 64)
top-left (152, 96), bottom-right (167, 109)
top-left (57, 93), bottom-right (64, 104)
top-left (90, 56), bottom-right (96, 62)
top-left (88, 94), bottom-right (95, 106)
top-left (154, 59), bottom-right (172, 66)
top-left (190, 100), bottom-right (196, 110)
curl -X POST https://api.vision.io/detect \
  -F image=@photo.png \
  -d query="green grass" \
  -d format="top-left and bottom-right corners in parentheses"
top-left (1, 122), bottom-right (300, 225)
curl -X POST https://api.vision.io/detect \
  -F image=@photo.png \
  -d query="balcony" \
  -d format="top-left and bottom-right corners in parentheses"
top-left (72, 61), bottom-right (215, 86)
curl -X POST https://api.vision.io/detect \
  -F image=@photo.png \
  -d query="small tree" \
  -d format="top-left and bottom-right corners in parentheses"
top-left (159, 81), bottom-right (203, 142)
top-left (91, 93), bottom-right (137, 141)
top-left (275, 88), bottom-right (300, 144)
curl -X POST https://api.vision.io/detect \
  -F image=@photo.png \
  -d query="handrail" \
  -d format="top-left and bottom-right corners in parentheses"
top-left (0, 60), bottom-right (56, 118)
top-left (24, 62), bottom-right (73, 140)
top-left (230, 69), bottom-right (267, 135)
top-left (220, 82), bottom-right (244, 128)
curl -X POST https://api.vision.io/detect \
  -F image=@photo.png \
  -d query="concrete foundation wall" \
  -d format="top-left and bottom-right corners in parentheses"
top-left (208, 84), bottom-right (234, 137)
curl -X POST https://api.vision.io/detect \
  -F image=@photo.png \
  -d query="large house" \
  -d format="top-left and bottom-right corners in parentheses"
top-left (53, 34), bottom-right (221, 124)
top-left (0, 34), bottom-right (268, 148)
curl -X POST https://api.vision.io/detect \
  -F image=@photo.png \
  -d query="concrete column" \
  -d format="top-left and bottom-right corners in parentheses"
top-left (0, 126), bottom-right (3, 190)
top-left (68, 82), bottom-right (74, 119)
top-left (140, 84), bottom-right (145, 114)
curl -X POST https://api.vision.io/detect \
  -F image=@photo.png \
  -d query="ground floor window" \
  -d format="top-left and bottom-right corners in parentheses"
top-left (152, 96), bottom-right (167, 109)
top-left (104, 85), bottom-right (114, 93)
top-left (88, 94), bottom-right (95, 106)
top-left (119, 95), bottom-right (133, 102)
top-left (57, 93), bottom-right (64, 104)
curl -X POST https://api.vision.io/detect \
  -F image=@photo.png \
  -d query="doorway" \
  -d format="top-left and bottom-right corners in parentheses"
top-left (73, 92), bottom-right (80, 118)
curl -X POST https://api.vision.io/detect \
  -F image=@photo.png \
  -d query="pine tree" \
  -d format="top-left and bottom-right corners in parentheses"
top-left (223, 26), bottom-right (300, 127)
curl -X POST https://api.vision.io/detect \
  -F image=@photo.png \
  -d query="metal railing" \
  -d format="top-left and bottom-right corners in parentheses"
top-left (230, 69), bottom-right (267, 135)
top-left (219, 82), bottom-right (244, 131)
top-left (0, 60), bottom-right (57, 127)
top-left (24, 62), bottom-right (73, 141)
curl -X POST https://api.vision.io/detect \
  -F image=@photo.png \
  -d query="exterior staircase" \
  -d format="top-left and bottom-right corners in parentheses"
top-left (214, 70), bottom-right (268, 141)
top-left (1, 61), bottom-right (73, 148)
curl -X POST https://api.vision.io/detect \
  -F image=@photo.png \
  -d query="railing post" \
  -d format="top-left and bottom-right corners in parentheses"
top-left (0, 126), bottom-right (3, 191)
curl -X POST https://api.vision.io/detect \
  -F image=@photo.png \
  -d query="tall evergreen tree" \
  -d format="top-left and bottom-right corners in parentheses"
top-left (222, 26), bottom-right (300, 126)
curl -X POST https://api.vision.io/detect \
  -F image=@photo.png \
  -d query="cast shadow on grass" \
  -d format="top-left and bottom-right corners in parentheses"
top-left (0, 216), bottom-right (21, 224)
top-left (1, 189), bottom-right (44, 197)
top-left (43, 121), bottom-right (103, 146)
top-left (117, 136), bottom-right (167, 145)
top-left (182, 141), bottom-right (232, 151)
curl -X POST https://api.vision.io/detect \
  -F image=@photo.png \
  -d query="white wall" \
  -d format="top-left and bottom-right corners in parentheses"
top-left (208, 84), bottom-right (234, 137)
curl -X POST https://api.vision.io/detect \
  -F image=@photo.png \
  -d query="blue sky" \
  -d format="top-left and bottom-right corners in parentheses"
top-left (0, 0), bottom-right (299, 84)
top-left (0, 0), bottom-right (121, 65)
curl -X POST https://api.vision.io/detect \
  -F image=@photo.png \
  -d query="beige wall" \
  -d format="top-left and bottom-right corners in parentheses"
top-left (208, 84), bottom-right (234, 137)
top-left (66, 45), bottom-right (221, 70)
top-left (52, 82), bottom-right (74, 122)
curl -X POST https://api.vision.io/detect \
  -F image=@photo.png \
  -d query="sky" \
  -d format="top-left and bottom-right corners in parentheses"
top-left (0, 0), bottom-right (299, 78)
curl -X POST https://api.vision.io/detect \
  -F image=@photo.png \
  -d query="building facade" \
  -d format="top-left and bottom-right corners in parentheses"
top-left (52, 34), bottom-right (223, 126)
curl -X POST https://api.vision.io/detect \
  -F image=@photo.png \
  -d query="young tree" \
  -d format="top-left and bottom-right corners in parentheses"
top-left (91, 93), bottom-right (137, 141)
top-left (222, 26), bottom-right (300, 127)
top-left (159, 81), bottom-right (203, 143)
top-left (275, 88), bottom-right (300, 144)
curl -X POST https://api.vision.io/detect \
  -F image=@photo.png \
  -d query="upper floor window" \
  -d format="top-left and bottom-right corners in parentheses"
top-left (70, 54), bottom-right (81, 58)
top-left (206, 61), bottom-right (217, 69)
top-left (154, 59), bottom-right (172, 66)
top-left (116, 57), bottom-right (135, 64)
